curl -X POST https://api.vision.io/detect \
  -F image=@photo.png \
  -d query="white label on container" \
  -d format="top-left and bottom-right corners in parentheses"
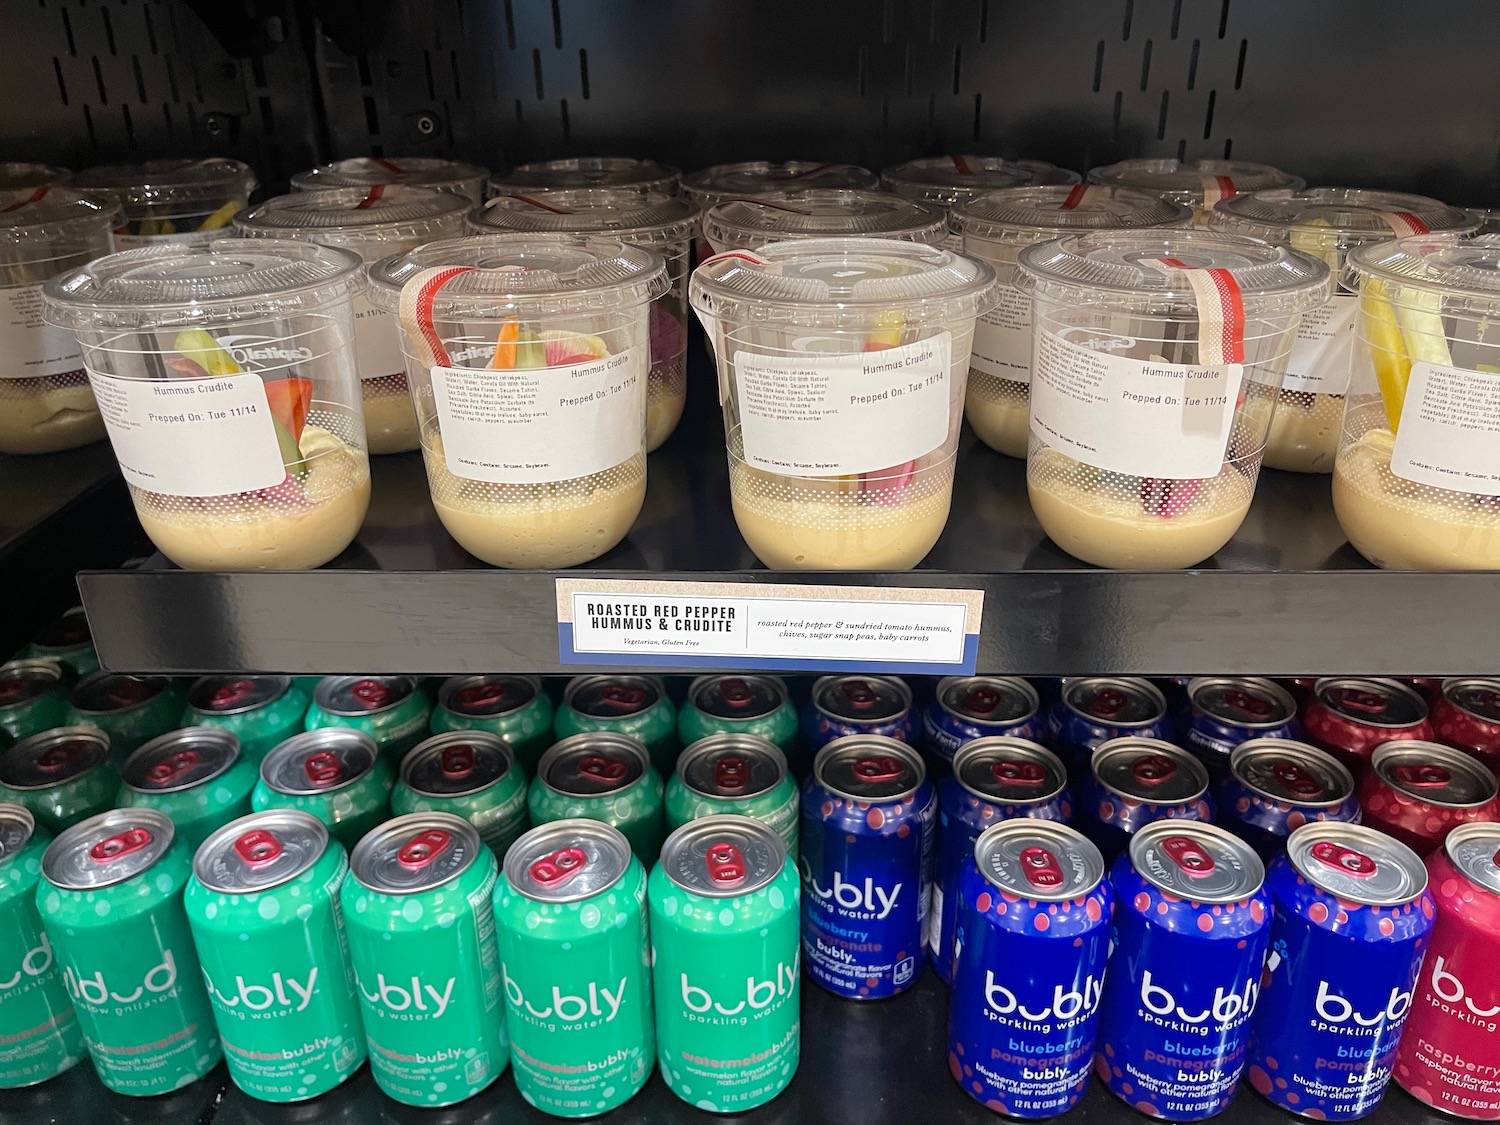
top-left (1031, 330), bottom-right (1243, 479)
top-left (89, 372), bottom-right (287, 496)
top-left (732, 332), bottom-right (952, 475)
top-left (351, 292), bottom-right (404, 381)
top-left (969, 284), bottom-right (1032, 382)
top-left (112, 228), bottom-right (217, 250)
top-left (1390, 361), bottom-right (1500, 493)
top-left (0, 284), bottom-right (85, 379)
top-left (1283, 293), bottom-right (1356, 395)
top-left (431, 344), bottom-right (645, 485)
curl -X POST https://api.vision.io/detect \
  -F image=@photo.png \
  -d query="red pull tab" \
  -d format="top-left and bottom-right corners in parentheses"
top-left (303, 750), bottom-right (344, 786)
top-left (398, 830), bottom-right (452, 869)
top-left (440, 744), bottom-right (476, 779)
top-left (209, 679), bottom-right (258, 708)
top-left (596, 685), bottom-right (647, 714)
top-left (1019, 845), bottom-right (1065, 889)
top-left (105, 678), bottom-right (156, 707)
top-left (990, 760), bottom-right (1046, 787)
top-left (1391, 763), bottom-right (1452, 789)
top-left (1330, 688), bottom-right (1389, 716)
top-left (1271, 759), bottom-right (1324, 799)
top-left (714, 755), bottom-right (749, 793)
top-left (840, 680), bottom-right (877, 710)
top-left (1221, 689), bottom-right (1274, 720)
top-left (352, 679), bottom-right (392, 708)
top-left (1131, 754), bottom-right (1179, 786)
top-left (146, 749), bottom-right (201, 785)
top-left (1089, 688), bottom-right (1128, 719)
top-left (455, 683), bottom-right (509, 710)
top-left (1161, 835), bottom-right (1215, 875)
top-left (234, 829), bottom-right (283, 867)
top-left (36, 742), bottom-right (85, 774)
top-left (354, 184), bottom-right (387, 209)
top-left (853, 756), bottom-right (904, 783)
top-left (719, 678), bottom-right (753, 709)
top-left (706, 841), bottom-right (747, 885)
top-left (89, 827), bottom-right (152, 863)
top-left (530, 846), bottom-right (587, 887)
top-left (1311, 840), bottom-right (1377, 877)
top-left (963, 686), bottom-right (1002, 718)
top-left (580, 755), bottom-right (628, 783)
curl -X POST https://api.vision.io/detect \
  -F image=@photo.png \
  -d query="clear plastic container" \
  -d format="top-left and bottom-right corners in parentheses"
top-left (690, 238), bottom-right (997, 570)
top-left (465, 189), bottom-right (698, 451)
top-left (701, 189), bottom-right (946, 255)
top-left (290, 157), bottom-right (488, 205)
top-left (1086, 158), bottom-right (1303, 223)
top-left (1209, 189), bottom-right (1477, 474)
top-left (0, 163), bottom-right (71, 200)
top-left (72, 158), bottom-right (257, 248)
top-left (488, 157), bottom-right (681, 197)
top-left (44, 238), bottom-right (369, 570)
top-left (679, 162), bottom-right (877, 210)
top-left (0, 189), bottom-right (118, 454)
top-left (1336, 233), bottom-right (1500, 569)
top-left (953, 185), bottom-right (1192, 458)
top-left (234, 185), bottom-right (471, 455)
top-left (1016, 229), bottom-right (1330, 569)
top-left (368, 235), bottom-right (667, 568)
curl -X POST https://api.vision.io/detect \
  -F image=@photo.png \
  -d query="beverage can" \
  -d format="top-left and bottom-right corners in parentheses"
top-left (650, 816), bottom-right (799, 1112)
top-left (305, 676), bottom-right (432, 764)
top-left (529, 733), bottom-right (666, 865)
top-left (1048, 677), bottom-right (1174, 781)
top-left (185, 810), bottom-right (366, 1101)
top-left (921, 676), bottom-right (1045, 771)
top-left (801, 735), bottom-right (935, 999)
top-left (392, 732), bottom-right (529, 859)
top-left (1076, 737), bottom-right (1215, 862)
top-left (23, 608), bottom-right (97, 678)
top-left (181, 675), bottom-right (312, 763)
top-left (1217, 739), bottom-right (1360, 860)
top-left (665, 733), bottom-right (799, 857)
top-left (1432, 678), bottom-right (1500, 771)
top-left (1359, 741), bottom-right (1500, 855)
top-left (929, 736), bottom-right (1071, 982)
top-left (677, 675), bottom-right (798, 756)
top-left (37, 808), bottom-right (222, 1095)
top-left (0, 727), bottom-right (117, 834)
top-left (493, 820), bottom-right (654, 1116)
top-left (344, 812), bottom-right (508, 1107)
top-left (1247, 823), bottom-right (1434, 1120)
top-left (948, 821), bottom-right (1111, 1117)
top-left (801, 675), bottom-right (919, 754)
top-left (0, 660), bottom-right (71, 746)
top-left (1183, 677), bottom-right (1302, 781)
top-left (1303, 678), bottom-right (1434, 777)
top-left (554, 675), bottom-right (679, 778)
top-left (432, 675), bottom-right (554, 774)
top-left (117, 728), bottom-right (258, 852)
top-left (252, 730), bottom-right (394, 851)
top-left (64, 673), bottom-right (183, 762)
top-left (1094, 821), bottom-right (1272, 1120)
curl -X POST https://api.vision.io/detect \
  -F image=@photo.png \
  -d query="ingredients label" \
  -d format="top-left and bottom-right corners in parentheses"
top-left (1391, 362), bottom-right (1500, 493)
top-left (0, 284), bottom-right (85, 380)
top-left (432, 344), bottom-right (644, 485)
top-left (969, 284), bottom-right (1032, 382)
top-left (1283, 293), bottom-right (1356, 395)
top-left (732, 332), bottom-right (951, 474)
top-left (1031, 330), bottom-right (1243, 479)
top-left (89, 372), bottom-right (287, 496)
top-left (351, 292), bottom-right (405, 381)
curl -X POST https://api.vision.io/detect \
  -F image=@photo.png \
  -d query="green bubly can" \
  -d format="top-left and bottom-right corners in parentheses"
top-left (117, 729), bottom-right (258, 853)
top-left (556, 676), bottom-right (678, 777)
top-left (0, 660), bottom-right (71, 746)
top-left (344, 813), bottom-right (508, 1107)
top-left (0, 805), bottom-right (85, 1088)
top-left (65, 673), bottom-right (184, 762)
top-left (181, 676), bottom-right (312, 764)
top-left (0, 727), bottom-right (118, 834)
top-left (666, 734), bottom-right (799, 858)
top-left (393, 733), bottom-right (528, 859)
top-left (37, 808), bottom-right (222, 1096)
top-left (494, 820), bottom-right (655, 1117)
top-left (23, 608), bottom-right (98, 678)
top-left (186, 810), bottom-right (365, 1102)
top-left (678, 676), bottom-right (798, 756)
top-left (650, 816), bottom-right (800, 1113)
top-left (306, 677), bottom-right (431, 765)
top-left (432, 675), bottom-right (554, 774)
top-left (531, 734), bottom-right (666, 865)
top-left (253, 730), bottom-right (394, 852)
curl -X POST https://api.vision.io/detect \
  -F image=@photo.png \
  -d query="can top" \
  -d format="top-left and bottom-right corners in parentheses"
top-left (974, 820), bottom-right (1105, 902)
top-left (814, 736), bottom-right (926, 802)
top-left (562, 674), bottom-right (664, 720)
top-left (122, 728), bottom-right (241, 794)
top-left (1061, 677), bottom-right (1167, 728)
top-left (676, 734), bottom-right (787, 800)
top-left (0, 726), bottom-right (111, 789)
top-left (30, 606), bottom-right (91, 652)
top-left (1442, 677), bottom-right (1500, 725)
top-left (688, 674), bottom-right (788, 722)
top-left (1372, 740), bottom-right (1498, 808)
top-left (0, 804), bottom-right (36, 865)
top-left (1287, 822), bottom-right (1428, 906)
top-left (936, 676), bottom-right (1040, 727)
top-left (1087, 158), bottom-right (1303, 206)
top-left (1444, 822), bottom-right (1500, 896)
top-left (504, 819), bottom-right (633, 903)
top-left (490, 156), bottom-right (681, 195)
top-left (1130, 820), bottom-right (1265, 904)
top-left (438, 674), bottom-right (541, 719)
top-left (351, 812), bottom-right (483, 895)
top-left (1229, 739), bottom-right (1354, 807)
top-left (401, 731), bottom-right (515, 798)
top-left (260, 729), bottom-right (381, 796)
top-left (812, 674), bottom-right (913, 724)
top-left (69, 672), bottom-right (171, 715)
top-left (0, 658), bottom-right (64, 709)
top-left (953, 737), bottom-right (1067, 805)
top-left (1188, 677), bottom-right (1298, 730)
top-left (537, 733), bottom-right (649, 797)
top-left (194, 810), bottom-right (330, 893)
top-left (43, 808), bottom-right (175, 891)
top-left (1313, 677), bottom-right (1428, 728)
top-left (188, 674), bottom-right (293, 716)
top-left (1092, 738), bottom-right (1209, 804)
top-left (659, 815), bottom-right (786, 898)
top-left (313, 675), bottom-right (419, 717)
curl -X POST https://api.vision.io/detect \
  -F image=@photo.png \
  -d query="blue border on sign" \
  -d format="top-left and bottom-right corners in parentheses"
top-left (557, 623), bottom-right (979, 675)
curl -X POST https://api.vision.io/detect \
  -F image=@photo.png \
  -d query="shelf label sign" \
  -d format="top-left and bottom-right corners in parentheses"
top-left (556, 579), bottom-right (983, 674)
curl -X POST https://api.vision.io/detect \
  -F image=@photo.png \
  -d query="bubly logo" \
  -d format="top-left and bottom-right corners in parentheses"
top-left (1314, 979), bottom-right (1412, 1025)
top-left (808, 870), bottom-right (900, 919)
top-left (1140, 969), bottom-right (1258, 1025)
top-left (1427, 957), bottom-right (1500, 1018)
top-left (680, 959), bottom-right (798, 1017)
top-left (0, 933), bottom-right (54, 989)
top-left (503, 966), bottom-right (625, 1023)
top-left (985, 969), bottom-right (1103, 1022)
top-left (204, 967), bottom-right (319, 1013)
top-left (359, 972), bottom-right (456, 1019)
top-left (64, 951), bottom-right (177, 1007)
top-left (217, 335), bottom-right (315, 365)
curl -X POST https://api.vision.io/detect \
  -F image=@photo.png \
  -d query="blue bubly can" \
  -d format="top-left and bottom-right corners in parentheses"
top-left (1246, 823), bottom-right (1434, 1120)
top-left (1077, 739), bottom-right (1215, 864)
top-left (801, 676), bottom-right (919, 754)
top-left (1095, 821), bottom-right (1272, 1121)
top-left (1183, 678), bottom-right (1303, 783)
top-left (1049, 677), bottom-right (1174, 782)
top-left (1216, 739), bottom-right (1360, 861)
top-left (948, 821), bottom-right (1112, 1117)
top-left (801, 735), bottom-right (935, 999)
top-left (922, 677), bottom-right (1045, 774)
top-left (929, 737), bottom-right (1071, 982)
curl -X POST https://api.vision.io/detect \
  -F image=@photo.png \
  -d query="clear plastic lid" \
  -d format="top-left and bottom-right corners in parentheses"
top-left (0, 163), bottom-right (72, 195)
top-left (71, 158), bottom-right (257, 212)
top-left (466, 188), bottom-right (698, 247)
top-left (702, 189), bottom-right (946, 251)
top-left (880, 156), bottom-right (1039, 207)
top-left (367, 233), bottom-right (668, 320)
top-left (489, 157), bottom-right (681, 196)
top-left (680, 161), bottom-right (877, 208)
top-left (1015, 159), bottom-right (1084, 187)
top-left (0, 188), bottom-right (119, 274)
top-left (1347, 232), bottom-right (1500, 301)
top-left (1087, 158), bottom-right (1303, 207)
top-left (233, 185), bottom-right (471, 260)
top-left (954, 185), bottom-right (1191, 246)
top-left (290, 157), bottom-right (488, 200)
